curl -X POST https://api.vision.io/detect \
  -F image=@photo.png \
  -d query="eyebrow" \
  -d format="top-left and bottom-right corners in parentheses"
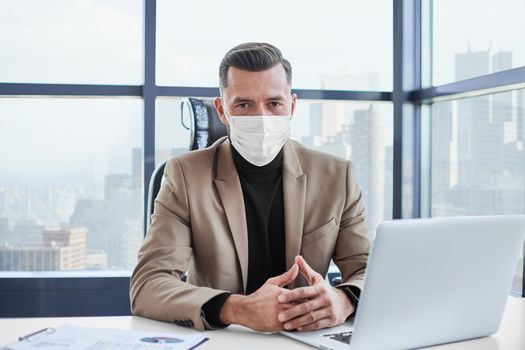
top-left (231, 95), bottom-right (286, 103)
top-left (231, 97), bottom-right (254, 104)
top-left (266, 95), bottom-right (286, 101)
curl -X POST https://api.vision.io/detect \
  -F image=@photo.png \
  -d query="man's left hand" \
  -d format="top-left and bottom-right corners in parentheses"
top-left (277, 255), bottom-right (355, 331)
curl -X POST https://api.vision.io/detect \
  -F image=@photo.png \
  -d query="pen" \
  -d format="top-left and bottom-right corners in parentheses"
top-left (19, 327), bottom-right (54, 341)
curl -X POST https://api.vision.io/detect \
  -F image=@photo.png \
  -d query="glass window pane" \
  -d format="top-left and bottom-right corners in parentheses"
top-left (0, 98), bottom-right (143, 271)
top-left (0, 0), bottom-right (143, 84)
top-left (292, 100), bottom-right (393, 234)
top-left (156, 0), bottom-right (392, 91)
top-left (155, 98), bottom-right (191, 166)
top-left (432, 0), bottom-right (525, 86)
top-left (431, 89), bottom-right (525, 295)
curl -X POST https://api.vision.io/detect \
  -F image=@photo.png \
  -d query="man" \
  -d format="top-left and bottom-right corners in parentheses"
top-left (130, 42), bottom-right (371, 332)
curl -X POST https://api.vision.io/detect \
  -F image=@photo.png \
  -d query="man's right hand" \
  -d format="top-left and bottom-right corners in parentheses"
top-left (219, 263), bottom-right (299, 332)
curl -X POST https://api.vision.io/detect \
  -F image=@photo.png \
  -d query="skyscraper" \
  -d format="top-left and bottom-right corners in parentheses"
top-left (442, 49), bottom-right (523, 216)
top-left (0, 227), bottom-right (87, 271)
top-left (132, 147), bottom-right (142, 187)
top-left (455, 48), bottom-right (492, 192)
top-left (0, 190), bottom-right (6, 215)
top-left (70, 199), bottom-right (111, 253)
top-left (301, 103), bottom-right (323, 148)
top-left (0, 217), bottom-right (8, 245)
top-left (103, 173), bottom-right (142, 268)
top-left (42, 227), bottom-right (87, 269)
top-left (11, 220), bottom-right (45, 246)
top-left (431, 100), bottom-right (453, 216)
top-left (350, 106), bottom-right (385, 233)
top-left (315, 105), bottom-right (387, 234)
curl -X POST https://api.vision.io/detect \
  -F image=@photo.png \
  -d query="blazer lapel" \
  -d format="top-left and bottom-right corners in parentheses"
top-left (282, 141), bottom-right (307, 282)
top-left (213, 139), bottom-right (249, 293)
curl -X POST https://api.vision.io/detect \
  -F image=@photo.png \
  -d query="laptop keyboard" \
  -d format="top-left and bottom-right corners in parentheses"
top-left (323, 331), bottom-right (353, 344)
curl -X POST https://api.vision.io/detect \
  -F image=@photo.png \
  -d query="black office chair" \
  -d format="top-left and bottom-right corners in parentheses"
top-left (146, 98), bottom-right (228, 228)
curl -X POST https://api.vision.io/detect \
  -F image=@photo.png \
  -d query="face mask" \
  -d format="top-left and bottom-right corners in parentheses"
top-left (226, 114), bottom-right (291, 167)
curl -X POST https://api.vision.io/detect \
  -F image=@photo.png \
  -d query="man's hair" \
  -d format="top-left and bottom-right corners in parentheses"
top-left (219, 42), bottom-right (292, 89)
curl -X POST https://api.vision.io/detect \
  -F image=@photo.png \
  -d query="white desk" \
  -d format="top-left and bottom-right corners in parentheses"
top-left (1, 297), bottom-right (524, 350)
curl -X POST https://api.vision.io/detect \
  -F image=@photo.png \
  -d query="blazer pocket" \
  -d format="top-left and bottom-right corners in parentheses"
top-left (302, 217), bottom-right (337, 246)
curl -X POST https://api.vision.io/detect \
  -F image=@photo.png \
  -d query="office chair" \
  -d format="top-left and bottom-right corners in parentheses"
top-left (146, 98), bottom-right (228, 228)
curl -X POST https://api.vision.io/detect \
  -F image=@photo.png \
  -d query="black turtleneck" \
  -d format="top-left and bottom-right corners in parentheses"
top-left (232, 145), bottom-right (286, 293)
top-left (201, 144), bottom-right (286, 327)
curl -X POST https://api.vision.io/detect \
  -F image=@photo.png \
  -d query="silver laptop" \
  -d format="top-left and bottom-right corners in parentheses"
top-left (282, 215), bottom-right (525, 350)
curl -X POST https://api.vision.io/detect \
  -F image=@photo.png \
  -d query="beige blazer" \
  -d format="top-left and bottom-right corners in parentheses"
top-left (130, 137), bottom-right (371, 331)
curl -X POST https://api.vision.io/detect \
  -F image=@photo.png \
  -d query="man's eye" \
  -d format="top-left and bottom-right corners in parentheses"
top-left (271, 102), bottom-right (283, 107)
top-left (237, 103), bottom-right (249, 109)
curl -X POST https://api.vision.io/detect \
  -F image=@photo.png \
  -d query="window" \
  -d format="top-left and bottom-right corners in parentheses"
top-left (431, 0), bottom-right (525, 86)
top-left (291, 100), bottom-right (393, 234)
top-left (156, 0), bottom-right (392, 91)
top-left (431, 90), bottom-right (525, 216)
top-left (155, 98), bottom-right (190, 165)
top-left (0, 0), bottom-right (143, 84)
top-left (0, 98), bottom-right (143, 271)
top-left (427, 0), bottom-right (525, 296)
top-left (430, 90), bottom-right (525, 294)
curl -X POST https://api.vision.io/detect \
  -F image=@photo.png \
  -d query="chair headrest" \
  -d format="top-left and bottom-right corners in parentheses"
top-left (180, 97), bottom-right (228, 151)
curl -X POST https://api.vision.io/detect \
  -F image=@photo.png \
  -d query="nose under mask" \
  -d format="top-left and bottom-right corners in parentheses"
top-left (226, 114), bottom-right (291, 167)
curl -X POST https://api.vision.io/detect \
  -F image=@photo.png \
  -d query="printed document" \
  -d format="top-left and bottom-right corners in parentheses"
top-left (3, 323), bottom-right (207, 350)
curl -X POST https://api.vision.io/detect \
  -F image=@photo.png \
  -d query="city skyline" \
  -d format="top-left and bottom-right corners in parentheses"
top-left (431, 48), bottom-right (524, 293)
top-left (432, 49), bottom-right (524, 216)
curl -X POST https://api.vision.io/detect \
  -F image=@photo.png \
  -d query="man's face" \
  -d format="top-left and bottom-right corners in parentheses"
top-left (214, 64), bottom-right (297, 125)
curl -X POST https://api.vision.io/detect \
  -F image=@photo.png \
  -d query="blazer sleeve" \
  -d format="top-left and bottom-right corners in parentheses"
top-left (129, 157), bottom-right (229, 331)
top-left (332, 160), bottom-right (372, 292)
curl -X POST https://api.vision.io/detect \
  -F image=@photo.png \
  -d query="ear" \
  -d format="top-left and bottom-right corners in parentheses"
top-left (214, 97), bottom-right (228, 126)
top-left (290, 93), bottom-right (297, 118)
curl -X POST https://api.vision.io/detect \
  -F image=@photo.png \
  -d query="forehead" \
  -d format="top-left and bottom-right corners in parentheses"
top-left (224, 64), bottom-right (290, 99)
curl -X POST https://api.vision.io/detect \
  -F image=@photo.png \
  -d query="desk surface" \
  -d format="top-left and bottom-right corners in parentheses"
top-left (1, 297), bottom-right (524, 350)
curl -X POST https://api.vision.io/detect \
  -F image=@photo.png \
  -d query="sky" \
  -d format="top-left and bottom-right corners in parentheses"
top-left (0, 97), bottom-right (142, 184)
top-left (432, 0), bottom-right (525, 85)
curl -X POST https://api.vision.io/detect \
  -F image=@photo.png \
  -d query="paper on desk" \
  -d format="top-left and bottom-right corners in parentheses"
top-left (3, 323), bottom-right (207, 350)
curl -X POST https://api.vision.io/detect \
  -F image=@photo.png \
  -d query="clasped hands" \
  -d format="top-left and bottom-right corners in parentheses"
top-left (219, 255), bottom-right (355, 332)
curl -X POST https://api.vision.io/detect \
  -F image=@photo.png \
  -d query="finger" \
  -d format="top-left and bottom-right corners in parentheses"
top-left (296, 317), bottom-right (333, 332)
top-left (281, 302), bottom-right (297, 310)
top-left (278, 298), bottom-right (326, 323)
top-left (289, 298), bottom-right (309, 304)
top-left (295, 255), bottom-right (322, 285)
top-left (278, 285), bottom-right (319, 303)
top-left (268, 263), bottom-right (299, 287)
top-left (283, 309), bottom-right (332, 331)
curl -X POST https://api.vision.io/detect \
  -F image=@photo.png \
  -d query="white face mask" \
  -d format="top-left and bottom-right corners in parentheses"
top-left (226, 114), bottom-right (291, 167)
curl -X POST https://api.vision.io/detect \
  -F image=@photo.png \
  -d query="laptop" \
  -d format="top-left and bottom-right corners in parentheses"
top-left (282, 215), bottom-right (525, 350)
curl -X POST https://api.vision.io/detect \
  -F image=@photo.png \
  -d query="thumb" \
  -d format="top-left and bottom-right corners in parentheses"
top-left (268, 263), bottom-right (299, 287)
top-left (295, 255), bottom-right (321, 285)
